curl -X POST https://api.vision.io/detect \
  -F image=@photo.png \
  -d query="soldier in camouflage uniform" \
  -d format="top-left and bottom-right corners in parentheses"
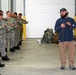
top-left (18, 13), bottom-right (23, 45)
top-left (6, 11), bottom-right (16, 52)
top-left (0, 11), bottom-right (5, 67)
top-left (13, 12), bottom-right (21, 49)
top-left (18, 13), bottom-right (28, 45)
top-left (0, 13), bottom-right (9, 61)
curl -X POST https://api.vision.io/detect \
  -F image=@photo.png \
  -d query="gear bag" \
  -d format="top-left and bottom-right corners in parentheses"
top-left (41, 28), bottom-right (53, 43)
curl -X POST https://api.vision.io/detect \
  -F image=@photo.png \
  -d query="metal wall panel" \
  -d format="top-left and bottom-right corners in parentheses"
top-left (0, 0), bottom-right (1, 9)
top-left (75, 0), bottom-right (76, 15)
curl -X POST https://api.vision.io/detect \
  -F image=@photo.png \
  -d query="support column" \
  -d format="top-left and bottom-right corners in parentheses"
top-left (10, 0), bottom-right (16, 12)
top-left (0, 0), bottom-right (1, 9)
top-left (22, 0), bottom-right (26, 40)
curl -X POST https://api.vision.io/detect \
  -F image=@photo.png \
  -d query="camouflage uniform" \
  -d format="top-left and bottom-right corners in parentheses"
top-left (0, 20), bottom-right (7, 56)
top-left (14, 17), bottom-right (28, 48)
top-left (6, 17), bottom-right (16, 52)
top-left (14, 17), bottom-right (21, 49)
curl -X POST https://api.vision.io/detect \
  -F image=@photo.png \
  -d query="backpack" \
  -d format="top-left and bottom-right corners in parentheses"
top-left (41, 28), bottom-right (53, 43)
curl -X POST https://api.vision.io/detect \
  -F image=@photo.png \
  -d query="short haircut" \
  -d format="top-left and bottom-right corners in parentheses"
top-left (14, 12), bottom-right (17, 15)
top-left (0, 10), bottom-right (3, 13)
top-left (6, 11), bottom-right (10, 14)
top-left (19, 13), bottom-right (22, 16)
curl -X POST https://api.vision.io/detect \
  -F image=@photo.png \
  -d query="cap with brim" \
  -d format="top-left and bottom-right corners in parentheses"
top-left (60, 8), bottom-right (67, 12)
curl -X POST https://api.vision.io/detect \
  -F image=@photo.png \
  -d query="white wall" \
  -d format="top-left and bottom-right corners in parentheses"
top-left (26, 0), bottom-right (75, 38)
top-left (1, 0), bottom-right (9, 17)
top-left (1, 0), bottom-right (24, 17)
top-left (16, 0), bottom-right (24, 14)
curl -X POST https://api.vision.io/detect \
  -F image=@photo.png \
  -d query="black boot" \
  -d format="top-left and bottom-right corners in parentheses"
top-left (0, 53), bottom-right (1, 57)
top-left (13, 47), bottom-right (15, 51)
top-left (18, 41), bottom-right (22, 46)
top-left (13, 46), bottom-right (16, 50)
top-left (0, 63), bottom-right (5, 67)
top-left (5, 48), bottom-right (7, 52)
top-left (21, 40), bottom-right (23, 41)
top-left (10, 48), bottom-right (15, 52)
top-left (2, 55), bottom-right (9, 61)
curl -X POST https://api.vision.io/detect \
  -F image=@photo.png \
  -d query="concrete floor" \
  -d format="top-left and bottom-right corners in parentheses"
top-left (0, 39), bottom-right (76, 75)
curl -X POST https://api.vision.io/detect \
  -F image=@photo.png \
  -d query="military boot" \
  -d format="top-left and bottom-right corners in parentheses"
top-left (2, 55), bottom-right (9, 61)
top-left (0, 63), bottom-right (5, 67)
top-left (18, 41), bottom-right (22, 46)
top-left (5, 48), bottom-right (7, 52)
top-left (10, 48), bottom-right (15, 52)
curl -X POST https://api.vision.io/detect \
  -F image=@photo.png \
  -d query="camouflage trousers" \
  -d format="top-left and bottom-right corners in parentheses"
top-left (10, 31), bottom-right (15, 48)
top-left (0, 34), bottom-right (6, 57)
top-left (20, 26), bottom-right (23, 41)
top-left (14, 29), bottom-right (19, 46)
top-left (5, 31), bottom-right (15, 51)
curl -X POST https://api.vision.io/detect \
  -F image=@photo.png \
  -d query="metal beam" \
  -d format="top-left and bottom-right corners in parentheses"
top-left (23, 0), bottom-right (25, 16)
top-left (11, 0), bottom-right (13, 12)
top-left (11, 0), bottom-right (16, 12)
top-left (75, 0), bottom-right (76, 15)
top-left (0, 0), bottom-right (1, 9)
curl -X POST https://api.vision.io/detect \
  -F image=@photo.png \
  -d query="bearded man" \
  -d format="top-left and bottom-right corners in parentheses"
top-left (55, 8), bottom-right (76, 70)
